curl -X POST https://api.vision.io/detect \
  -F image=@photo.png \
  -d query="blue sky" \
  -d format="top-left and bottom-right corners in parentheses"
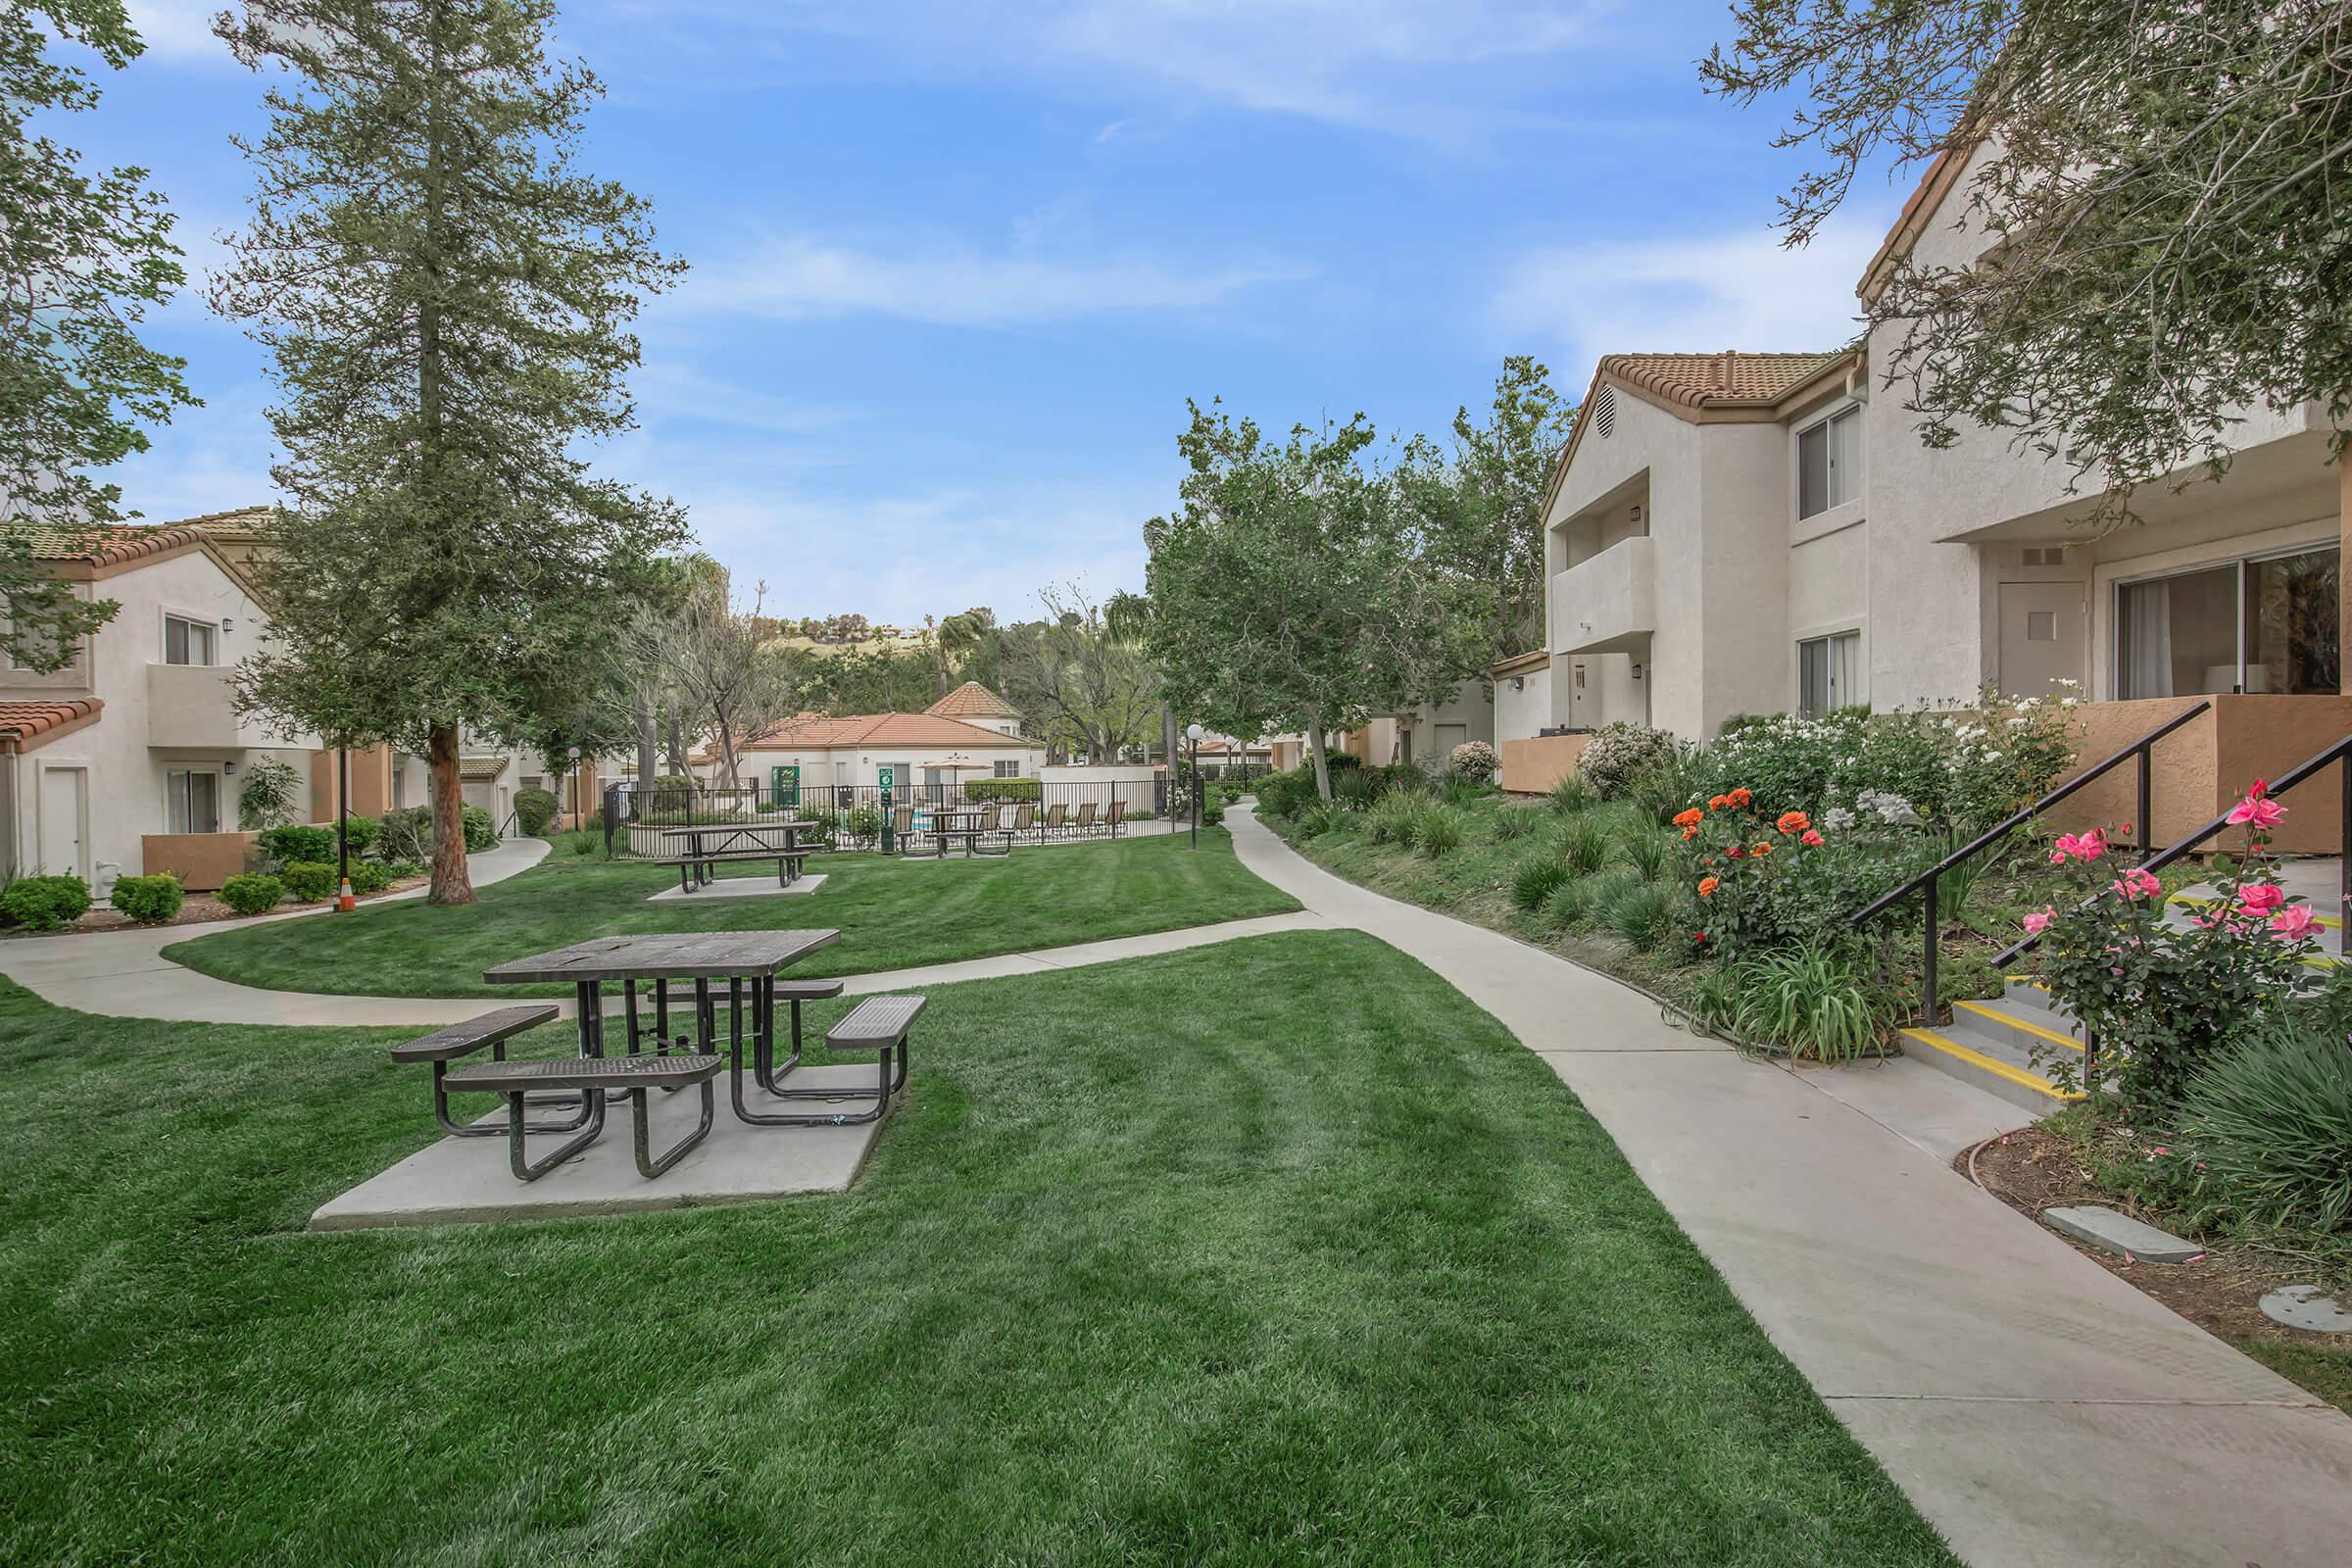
top-left (102, 1), bottom-right (1896, 625)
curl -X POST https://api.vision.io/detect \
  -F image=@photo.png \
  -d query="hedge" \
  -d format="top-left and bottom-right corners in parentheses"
top-left (2, 873), bottom-right (92, 931)
top-left (963, 778), bottom-right (1043, 803)
top-left (280, 861), bottom-right (338, 903)
top-left (514, 786), bottom-right (559, 836)
top-left (218, 873), bottom-right (285, 917)
top-left (109, 873), bottom-right (184, 925)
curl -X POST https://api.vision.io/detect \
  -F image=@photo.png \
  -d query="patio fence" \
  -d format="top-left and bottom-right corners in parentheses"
top-left (601, 776), bottom-right (1172, 858)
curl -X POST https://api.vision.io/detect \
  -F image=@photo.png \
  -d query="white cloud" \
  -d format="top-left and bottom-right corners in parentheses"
top-left (633, 0), bottom-right (1619, 142)
top-left (123, 2), bottom-right (229, 62)
top-left (681, 233), bottom-right (1308, 328)
top-left (1491, 216), bottom-right (1886, 364)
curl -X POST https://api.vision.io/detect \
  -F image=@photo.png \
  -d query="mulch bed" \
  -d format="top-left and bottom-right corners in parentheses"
top-left (1964, 1124), bottom-right (2346, 1363)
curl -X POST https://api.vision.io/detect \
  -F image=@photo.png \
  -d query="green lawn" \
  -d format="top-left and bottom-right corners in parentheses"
top-left (0, 933), bottom-right (1954, 1566)
top-left (163, 829), bottom-right (1298, 997)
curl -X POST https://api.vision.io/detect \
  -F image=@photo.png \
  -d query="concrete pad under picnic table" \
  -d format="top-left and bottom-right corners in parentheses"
top-left (310, 1062), bottom-right (892, 1230)
top-left (645, 872), bottom-right (827, 904)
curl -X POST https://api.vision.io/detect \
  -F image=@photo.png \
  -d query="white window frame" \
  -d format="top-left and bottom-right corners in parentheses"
top-left (2111, 541), bottom-right (2341, 699)
top-left (1794, 404), bottom-right (1864, 522)
top-left (166, 765), bottom-right (224, 835)
top-left (161, 610), bottom-right (220, 667)
top-left (992, 759), bottom-right (1021, 778)
top-left (1795, 626), bottom-right (1864, 718)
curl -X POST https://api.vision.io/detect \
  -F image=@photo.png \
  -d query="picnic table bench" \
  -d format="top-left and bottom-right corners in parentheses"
top-left (655, 820), bottom-right (813, 893)
top-left (729, 992), bottom-right (922, 1128)
top-left (389, 1004), bottom-right (570, 1138)
top-left (442, 1051), bottom-right (722, 1180)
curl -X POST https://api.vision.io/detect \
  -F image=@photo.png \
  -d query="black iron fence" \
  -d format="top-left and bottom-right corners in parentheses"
top-left (602, 777), bottom-right (1169, 858)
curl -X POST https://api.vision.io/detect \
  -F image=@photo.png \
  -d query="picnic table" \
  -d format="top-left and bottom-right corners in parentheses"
top-left (923, 808), bottom-right (1005, 859)
top-left (656, 818), bottom-right (811, 892)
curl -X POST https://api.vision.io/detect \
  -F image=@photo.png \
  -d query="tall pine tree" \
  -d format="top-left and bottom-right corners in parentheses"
top-left (212, 0), bottom-right (686, 903)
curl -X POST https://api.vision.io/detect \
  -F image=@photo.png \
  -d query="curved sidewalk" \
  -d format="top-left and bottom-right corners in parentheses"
top-left (1225, 804), bottom-right (2352, 1568)
top-left (0, 833), bottom-right (1326, 1025)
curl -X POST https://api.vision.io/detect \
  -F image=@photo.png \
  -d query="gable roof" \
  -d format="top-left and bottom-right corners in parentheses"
top-left (0, 698), bottom-right (102, 752)
top-left (925, 680), bottom-right (1021, 720)
top-left (742, 710), bottom-right (1039, 752)
top-left (16, 511), bottom-right (273, 591)
top-left (1859, 145), bottom-right (1971, 303)
top-left (458, 755), bottom-right (511, 782)
top-left (1540, 348), bottom-right (1861, 523)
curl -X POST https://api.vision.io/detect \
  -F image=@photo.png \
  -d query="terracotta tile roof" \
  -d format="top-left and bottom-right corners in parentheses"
top-left (1860, 145), bottom-right (1970, 301)
top-left (20, 523), bottom-right (217, 566)
top-left (925, 681), bottom-right (1022, 719)
top-left (0, 698), bottom-right (101, 744)
top-left (458, 755), bottom-right (511, 782)
top-left (1597, 351), bottom-right (1850, 410)
top-left (743, 711), bottom-right (1039, 751)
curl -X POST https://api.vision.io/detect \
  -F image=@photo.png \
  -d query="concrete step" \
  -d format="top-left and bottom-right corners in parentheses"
top-left (1897, 1012), bottom-right (2082, 1114)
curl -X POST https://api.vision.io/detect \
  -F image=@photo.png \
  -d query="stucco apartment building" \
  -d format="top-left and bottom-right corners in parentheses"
top-left (1506, 144), bottom-right (2351, 845)
top-left (712, 682), bottom-right (1047, 797)
top-left (0, 517), bottom-right (318, 892)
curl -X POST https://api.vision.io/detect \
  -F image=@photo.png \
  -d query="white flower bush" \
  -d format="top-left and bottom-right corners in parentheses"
top-left (1447, 739), bottom-right (1498, 783)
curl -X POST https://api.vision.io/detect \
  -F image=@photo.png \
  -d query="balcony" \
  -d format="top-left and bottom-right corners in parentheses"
top-left (146, 663), bottom-right (255, 750)
top-left (1550, 536), bottom-right (1655, 655)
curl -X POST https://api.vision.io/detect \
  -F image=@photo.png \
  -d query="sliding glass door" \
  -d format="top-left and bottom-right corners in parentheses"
top-left (2116, 546), bottom-right (2339, 699)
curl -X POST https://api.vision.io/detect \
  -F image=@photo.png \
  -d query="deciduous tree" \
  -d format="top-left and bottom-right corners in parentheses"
top-left (0, 1), bottom-right (193, 669)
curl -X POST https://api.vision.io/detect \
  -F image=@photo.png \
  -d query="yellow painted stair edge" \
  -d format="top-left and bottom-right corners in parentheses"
top-left (1951, 998), bottom-right (2084, 1054)
top-left (1899, 1025), bottom-right (2082, 1102)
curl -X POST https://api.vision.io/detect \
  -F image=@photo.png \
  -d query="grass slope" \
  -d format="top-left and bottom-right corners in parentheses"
top-left (163, 830), bottom-right (1298, 998)
top-left (1, 934), bottom-right (1953, 1566)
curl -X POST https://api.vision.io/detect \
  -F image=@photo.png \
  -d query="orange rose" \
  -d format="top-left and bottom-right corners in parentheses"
top-left (1708, 795), bottom-right (1730, 811)
top-left (1681, 825), bottom-right (1698, 841)
top-left (1673, 808), bottom-right (1704, 829)
top-left (1728, 787), bottom-right (1753, 808)
top-left (1777, 809), bottom-right (1810, 834)
top-left (1697, 876), bottom-right (1719, 898)
top-left (1751, 842), bottom-right (1773, 857)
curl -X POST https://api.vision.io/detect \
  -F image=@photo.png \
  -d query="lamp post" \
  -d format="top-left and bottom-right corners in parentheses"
top-left (567, 745), bottom-right (582, 831)
top-left (1186, 722), bottom-right (1203, 850)
top-left (335, 744), bottom-right (354, 912)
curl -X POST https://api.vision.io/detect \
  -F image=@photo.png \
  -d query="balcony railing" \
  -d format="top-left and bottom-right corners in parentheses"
top-left (1550, 536), bottom-right (1654, 655)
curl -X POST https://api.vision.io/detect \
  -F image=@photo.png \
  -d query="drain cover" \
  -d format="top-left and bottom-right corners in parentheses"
top-left (2260, 1285), bottom-right (2352, 1334)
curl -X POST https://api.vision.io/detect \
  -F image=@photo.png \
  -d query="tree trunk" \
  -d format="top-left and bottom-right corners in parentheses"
top-left (634, 681), bottom-right (657, 787)
top-left (664, 703), bottom-right (687, 778)
top-left (1160, 703), bottom-right (1176, 768)
top-left (426, 722), bottom-right (474, 906)
top-left (1306, 717), bottom-right (1332, 801)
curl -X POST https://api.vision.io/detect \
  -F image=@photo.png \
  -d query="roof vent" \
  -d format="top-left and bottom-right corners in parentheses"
top-left (1592, 385), bottom-right (1615, 439)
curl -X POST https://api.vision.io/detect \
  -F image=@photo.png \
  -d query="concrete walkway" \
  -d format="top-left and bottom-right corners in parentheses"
top-left (0, 835), bottom-right (1326, 1024)
top-left (1225, 805), bottom-right (2352, 1568)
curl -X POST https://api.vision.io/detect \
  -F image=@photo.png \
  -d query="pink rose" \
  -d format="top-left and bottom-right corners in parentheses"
top-left (1800, 829), bottom-right (1824, 847)
top-left (2268, 906), bottom-right (2318, 943)
top-left (2023, 906), bottom-right (2056, 935)
top-left (2227, 783), bottom-right (2287, 831)
top-left (2112, 868), bottom-right (2161, 902)
top-left (2050, 830), bottom-right (2107, 863)
top-left (2236, 883), bottom-right (2285, 914)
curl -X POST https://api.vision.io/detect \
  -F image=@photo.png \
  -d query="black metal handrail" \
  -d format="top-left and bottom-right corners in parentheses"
top-left (1846, 700), bottom-right (2210, 1025)
top-left (1992, 722), bottom-right (2352, 972)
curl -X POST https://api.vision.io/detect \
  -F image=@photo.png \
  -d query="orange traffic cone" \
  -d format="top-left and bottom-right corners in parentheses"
top-left (336, 877), bottom-right (357, 912)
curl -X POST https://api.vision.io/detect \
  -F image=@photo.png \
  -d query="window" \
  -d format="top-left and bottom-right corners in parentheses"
top-left (166, 769), bottom-right (220, 835)
top-left (164, 614), bottom-right (217, 666)
top-left (1797, 630), bottom-right (1861, 717)
top-left (1797, 407), bottom-right (1862, 519)
top-left (993, 759), bottom-right (1021, 778)
top-left (2117, 546), bottom-right (2340, 699)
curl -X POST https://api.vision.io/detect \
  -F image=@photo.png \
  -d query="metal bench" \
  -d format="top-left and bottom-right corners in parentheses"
top-left (441, 1052), bottom-right (723, 1181)
top-left (728, 992), bottom-right (920, 1128)
top-left (651, 849), bottom-right (811, 893)
top-left (753, 977), bottom-right (848, 1096)
top-left (390, 1004), bottom-right (573, 1138)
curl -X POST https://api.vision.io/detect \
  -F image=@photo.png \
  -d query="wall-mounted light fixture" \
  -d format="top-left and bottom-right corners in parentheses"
top-left (1509, 676), bottom-right (1525, 691)
top-left (220, 617), bottom-right (234, 635)
top-left (222, 759), bottom-right (236, 775)
top-left (1629, 506), bottom-right (1642, 523)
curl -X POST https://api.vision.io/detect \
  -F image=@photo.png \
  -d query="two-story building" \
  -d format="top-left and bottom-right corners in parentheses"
top-left (0, 519), bottom-right (318, 891)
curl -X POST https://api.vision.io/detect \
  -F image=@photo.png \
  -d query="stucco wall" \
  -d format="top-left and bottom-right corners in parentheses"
top-left (2048, 696), bottom-right (2352, 855)
top-left (141, 830), bottom-right (262, 890)
top-left (1494, 666), bottom-right (1550, 744)
top-left (1500, 733), bottom-right (1591, 795)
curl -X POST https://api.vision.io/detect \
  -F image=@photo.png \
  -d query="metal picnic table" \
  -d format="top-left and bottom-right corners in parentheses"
top-left (923, 807), bottom-right (1004, 859)
top-left (657, 818), bottom-right (810, 890)
top-left (482, 931), bottom-right (840, 1112)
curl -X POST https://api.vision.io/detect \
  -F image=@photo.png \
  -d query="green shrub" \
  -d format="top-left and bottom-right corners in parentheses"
top-left (1547, 772), bottom-right (1597, 814)
top-left (1365, 791), bottom-right (1422, 848)
top-left (1416, 804), bottom-right (1464, 857)
top-left (1627, 743), bottom-right (1703, 826)
top-left (1447, 739), bottom-right (1498, 783)
top-left (1199, 802), bottom-right (1225, 828)
top-left (1618, 829), bottom-right (1672, 882)
top-left (1717, 712), bottom-right (1776, 737)
top-left (845, 806), bottom-right (883, 842)
top-left (236, 756), bottom-right (304, 830)
top-left (217, 873), bottom-right (285, 917)
top-left (1579, 722), bottom-right (1677, 799)
top-left (1490, 805), bottom-right (1541, 842)
top-left (109, 873), bottom-right (183, 925)
top-left (1, 873), bottom-right (91, 932)
top-left (1598, 878), bottom-right (1674, 952)
top-left (376, 807), bottom-right (433, 862)
top-left (462, 805), bottom-right (497, 851)
top-left (514, 786), bottom-right (560, 836)
top-left (1729, 945), bottom-right (1889, 1062)
top-left (2178, 1020), bottom-right (2352, 1232)
top-left (1559, 815), bottom-right (1609, 875)
top-left (1511, 855), bottom-right (1569, 911)
top-left (1294, 803), bottom-right (1340, 838)
top-left (346, 859), bottom-right (394, 896)
top-left (382, 859), bottom-right (423, 880)
top-left (280, 860), bottom-right (338, 903)
top-left (1542, 876), bottom-right (1596, 930)
top-left (257, 823), bottom-right (336, 865)
top-left (963, 778), bottom-right (1043, 803)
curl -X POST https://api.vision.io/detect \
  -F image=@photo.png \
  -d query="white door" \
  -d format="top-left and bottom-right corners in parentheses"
top-left (1998, 581), bottom-right (2086, 699)
top-left (1568, 662), bottom-right (1591, 729)
top-left (38, 765), bottom-right (86, 879)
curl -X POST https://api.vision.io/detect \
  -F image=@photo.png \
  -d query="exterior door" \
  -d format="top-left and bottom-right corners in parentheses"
top-left (1567, 661), bottom-right (1591, 729)
top-left (38, 765), bottom-right (86, 879)
top-left (1998, 581), bottom-right (2086, 699)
